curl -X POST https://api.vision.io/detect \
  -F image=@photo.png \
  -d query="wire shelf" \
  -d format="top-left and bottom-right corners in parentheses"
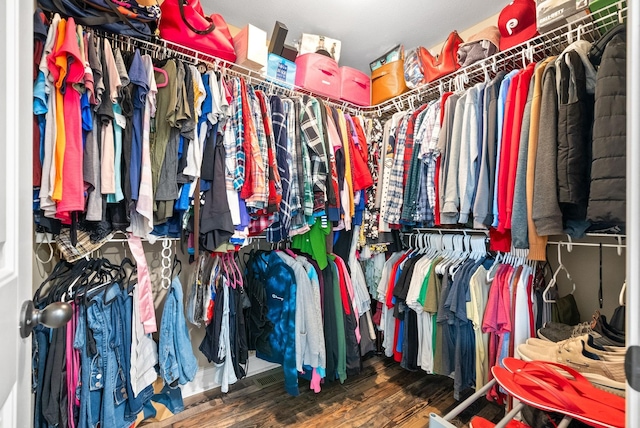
top-left (94, 31), bottom-right (367, 116)
top-left (371, 0), bottom-right (627, 116)
top-left (92, 0), bottom-right (626, 117)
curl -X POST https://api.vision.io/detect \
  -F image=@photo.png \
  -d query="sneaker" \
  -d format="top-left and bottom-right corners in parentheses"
top-left (525, 334), bottom-right (626, 358)
top-left (592, 313), bottom-right (625, 344)
top-left (537, 321), bottom-right (592, 342)
top-left (517, 340), bottom-right (626, 394)
top-left (594, 311), bottom-right (625, 336)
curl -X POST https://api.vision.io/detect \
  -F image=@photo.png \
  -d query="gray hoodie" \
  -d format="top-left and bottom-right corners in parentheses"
top-left (533, 65), bottom-right (564, 235)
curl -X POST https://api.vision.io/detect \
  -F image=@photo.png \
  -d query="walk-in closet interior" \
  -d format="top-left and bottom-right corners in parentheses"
top-left (0, 0), bottom-right (638, 427)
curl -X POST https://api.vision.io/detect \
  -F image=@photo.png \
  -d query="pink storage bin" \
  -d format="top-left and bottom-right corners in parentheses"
top-left (294, 53), bottom-right (341, 99)
top-left (339, 66), bottom-right (371, 106)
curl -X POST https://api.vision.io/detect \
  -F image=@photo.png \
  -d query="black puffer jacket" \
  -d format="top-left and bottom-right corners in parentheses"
top-left (556, 49), bottom-right (593, 222)
top-left (587, 25), bottom-right (627, 229)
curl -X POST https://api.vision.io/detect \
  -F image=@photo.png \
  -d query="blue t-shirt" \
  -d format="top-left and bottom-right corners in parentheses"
top-left (128, 50), bottom-right (148, 201)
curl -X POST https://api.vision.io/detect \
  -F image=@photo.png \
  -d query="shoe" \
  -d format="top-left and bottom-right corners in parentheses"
top-left (595, 311), bottom-right (625, 336)
top-left (501, 358), bottom-right (626, 412)
top-left (526, 334), bottom-right (626, 356)
top-left (537, 321), bottom-right (592, 342)
top-left (491, 365), bottom-right (625, 428)
top-left (517, 340), bottom-right (626, 393)
top-left (592, 314), bottom-right (625, 344)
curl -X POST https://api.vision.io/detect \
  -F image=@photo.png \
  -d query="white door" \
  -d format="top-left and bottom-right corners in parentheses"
top-left (0, 1), bottom-right (35, 427)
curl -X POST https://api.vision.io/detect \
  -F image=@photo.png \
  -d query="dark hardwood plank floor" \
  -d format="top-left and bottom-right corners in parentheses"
top-left (144, 356), bottom-right (504, 428)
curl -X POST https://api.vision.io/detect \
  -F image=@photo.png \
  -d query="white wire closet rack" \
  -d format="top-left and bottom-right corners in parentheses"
top-left (373, 0), bottom-right (627, 117)
top-left (91, 0), bottom-right (626, 118)
top-left (93, 30), bottom-right (367, 116)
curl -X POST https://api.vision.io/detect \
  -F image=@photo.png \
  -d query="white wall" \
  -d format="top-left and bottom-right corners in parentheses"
top-left (544, 235), bottom-right (626, 324)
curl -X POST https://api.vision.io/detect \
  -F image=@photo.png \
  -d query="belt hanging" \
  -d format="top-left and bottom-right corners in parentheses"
top-left (599, 243), bottom-right (603, 309)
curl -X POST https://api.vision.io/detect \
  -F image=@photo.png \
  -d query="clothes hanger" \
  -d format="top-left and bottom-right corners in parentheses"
top-left (32, 259), bottom-right (75, 306)
top-left (543, 244), bottom-right (576, 303)
top-left (486, 252), bottom-right (502, 282)
top-left (154, 66), bottom-right (168, 88)
top-left (449, 235), bottom-right (466, 277)
top-left (441, 234), bottom-right (457, 274)
top-left (171, 254), bottom-right (182, 279)
top-left (231, 253), bottom-right (243, 289)
top-left (619, 281), bottom-right (626, 307)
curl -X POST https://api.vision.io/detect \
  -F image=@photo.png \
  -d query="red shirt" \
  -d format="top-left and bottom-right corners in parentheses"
top-left (505, 63), bottom-right (536, 229)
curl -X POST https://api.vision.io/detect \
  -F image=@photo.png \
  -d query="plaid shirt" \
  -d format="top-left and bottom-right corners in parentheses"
top-left (245, 86), bottom-right (268, 210)
top-left (223, 77), bottom-right (239, 190)
top-left (423, 101), bottom-right (442, 224)
top-left (378, 112), bottom-right (405, 231)
top-left (288, 98), bottom-right (308, 233)
top-left (382, 115), bottom-right (410, 225)
top-left (229, 77), bottom-right (245, 191)
top-left (401, 106), bottom-right (431, 223)
top-left (402, 104), bottom-right (429, 189)
top-left (300, 97), bottom-right (328, 197)
top-left (256, 91), bottom-right (282, 213)
top-left (300, 133), bottom-right (314, 219)
top-left (239, 79), bottom-right (255, 201)
top-left (265, 95), bottom-right (291, 242)
top-left (415, 164), bottom-right (430, 224)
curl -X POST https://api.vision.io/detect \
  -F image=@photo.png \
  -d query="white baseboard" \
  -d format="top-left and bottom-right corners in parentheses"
top-left (180, 354), bottom-right (281, 398)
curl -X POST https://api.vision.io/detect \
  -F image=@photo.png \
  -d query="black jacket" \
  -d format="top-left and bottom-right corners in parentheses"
top-left (587, 25), bottom-right (627, 229)
top-left (556, 50), bottom-right (593, 223)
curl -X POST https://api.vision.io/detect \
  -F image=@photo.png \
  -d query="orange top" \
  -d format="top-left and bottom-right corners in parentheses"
top-left (49, 19), bottom-right (67, 202)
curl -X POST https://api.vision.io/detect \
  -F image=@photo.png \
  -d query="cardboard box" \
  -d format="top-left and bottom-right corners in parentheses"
top-left (266, 53), bottom-right (296, 88)
top-left (536, 0), bottom-right (591, 32)
top-left (233, 24), bottom-right (268, 71)
top-left (268, 21), bottom-right (288, 56)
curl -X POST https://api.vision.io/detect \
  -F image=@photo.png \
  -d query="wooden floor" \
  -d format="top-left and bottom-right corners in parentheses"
top-left (145, 355), bottom-right (504, 428)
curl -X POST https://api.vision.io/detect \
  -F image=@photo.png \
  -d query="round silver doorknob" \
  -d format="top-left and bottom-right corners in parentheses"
top-left (19, 300), bottom-right (73, 338)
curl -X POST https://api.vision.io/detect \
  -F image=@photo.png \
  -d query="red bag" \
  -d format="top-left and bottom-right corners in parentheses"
top-left (418, 31), bottom-right (464, 83)
top-left (159, 0), bottom-right (236, 63)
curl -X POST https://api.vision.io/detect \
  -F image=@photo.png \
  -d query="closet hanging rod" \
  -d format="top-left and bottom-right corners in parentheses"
top-left (584, 232), bottom-right (626, 239)
top-left (92, 30), bottom-right (365, 116)
top-left (408, 228), bottom-right (489, 235)
top-left (34, 233), bottom-right (179, 244)
top-left (547, 241), bottom-right (626, 249)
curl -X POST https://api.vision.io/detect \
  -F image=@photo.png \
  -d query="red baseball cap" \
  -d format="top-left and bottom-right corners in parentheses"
top-left (498, 0), bottom-right (539, 51)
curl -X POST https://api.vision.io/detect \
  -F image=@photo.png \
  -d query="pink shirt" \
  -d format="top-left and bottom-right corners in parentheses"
top-left (55, 18), bottom-right (86, 222)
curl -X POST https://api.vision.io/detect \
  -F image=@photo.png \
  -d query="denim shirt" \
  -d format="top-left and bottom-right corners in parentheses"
top-left (159, 276), bottom-right (198, 387)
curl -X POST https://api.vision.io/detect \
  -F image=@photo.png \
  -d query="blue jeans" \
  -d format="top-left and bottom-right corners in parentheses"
top-left (159, 276), bottom-right (198, 386)
top-left (32, 323), bottom-right (49, 428)
top-left (86, 286), bottom-right (129, 428)
top-left (74, 304), bottom-right (100, 428)
top-left (112, 287), bottom-right (154, 420)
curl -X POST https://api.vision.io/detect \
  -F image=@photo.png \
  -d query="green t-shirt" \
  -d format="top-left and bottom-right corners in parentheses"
top-left (291, 219), bottom-right (331, 269)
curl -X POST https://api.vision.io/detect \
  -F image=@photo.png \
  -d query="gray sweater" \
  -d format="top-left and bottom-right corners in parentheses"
top-left (441, 93), bottom-right (467, 224)
top-left (473, 72), bottom-right (506, 228)
top-left (533, 65), bottom-right (564, 235)
top-left (512, 71), bottom-right (537, 248)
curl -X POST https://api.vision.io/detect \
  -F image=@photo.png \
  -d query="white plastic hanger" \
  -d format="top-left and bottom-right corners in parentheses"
top-left (486, 252), bottom-right (502, 282)
top-left (482, 62), bottom-right (490, 84)
top-left (619, 281), bottom-right (627, 307)
top-left (543, 244), bottom-right (576, 303)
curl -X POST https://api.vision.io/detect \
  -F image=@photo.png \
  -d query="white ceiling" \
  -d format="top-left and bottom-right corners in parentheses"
top-left (203, 0), bottom-right (506, 73)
